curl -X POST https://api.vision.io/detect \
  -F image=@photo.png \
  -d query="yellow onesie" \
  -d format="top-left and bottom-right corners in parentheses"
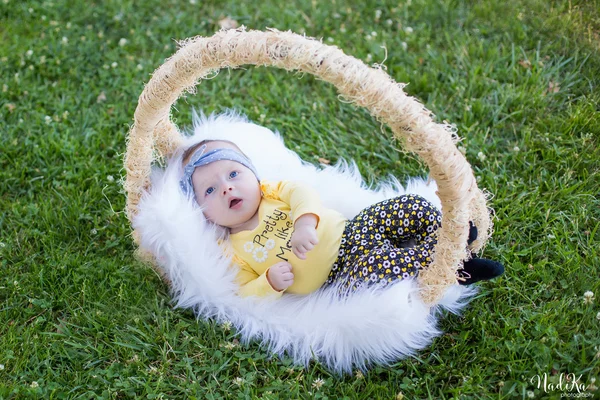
top-left (228, 180), bottom-right (347, 298)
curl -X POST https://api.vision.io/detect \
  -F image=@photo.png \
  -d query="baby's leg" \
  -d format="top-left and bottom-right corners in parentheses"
top-left (337, 236), bottom-right (437, 293)
top-left (355, 194), bottom-right (442, 246)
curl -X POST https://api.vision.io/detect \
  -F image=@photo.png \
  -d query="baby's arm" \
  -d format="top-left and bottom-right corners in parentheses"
top-left (276, 181), bottom-right (322, 259)
top-left (234, 257), bottom-right (293, 298)
top-left (290, 214), bottom-right (319, 260)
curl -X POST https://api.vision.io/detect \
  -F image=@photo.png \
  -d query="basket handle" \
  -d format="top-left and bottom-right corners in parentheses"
top-left (124, 28), bottom-right (492, 305)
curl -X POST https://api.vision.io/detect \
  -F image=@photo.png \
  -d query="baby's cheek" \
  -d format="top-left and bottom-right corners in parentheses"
top-left (197, 199), bottom-right (213, 220)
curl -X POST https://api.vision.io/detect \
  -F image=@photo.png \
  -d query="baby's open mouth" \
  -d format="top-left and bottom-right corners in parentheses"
top-left (229, 198), bottom-right (242, 208)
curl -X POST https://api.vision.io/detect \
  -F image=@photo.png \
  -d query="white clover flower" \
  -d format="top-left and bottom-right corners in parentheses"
top-left (62, 111), bottom-right (69, 120)
top-left (44, 115), bottom-right (52, 124)
top-left (527, 391), bottom-right (534, 398)
top-left (136, 64), bottom-right (143, 70)
top-left (327, 37), bottom-right (334, 43)
top-left (107, 175), bottom-right (114, 182)
top-left (30, 381), bottom-right (39, 388)
top-left (91, 228), bottom-right (98, 235)
top-left (2, 84), bottom-right (7, 92)
top-left (66, 22), bottom-right (71, 29)
top-left (371, 31), bottom-right (377, 37)
top-left (0, 364), bottom-right (4, 370)
top-left (222, 320), bottom-right (232, 331)
top-left (111, 62), bottom-right (118, 68)
top-left (355, 370), bottom-right (364, 379)
top-left (513, 146), bottom-right (520, 152)
top-left (596, 311), bottom-right (600, 320)
top-left (189, 0), bottom-right (197, 4)
top-left (223, 341), bottom-right (237, 350)
top-left (477, 151), bottom-right (487, 162)
top-left (584, 291), bottom-right (594, 304)
top-left (232, 377), bottom-right (244, 386)
top-left (404, 26), bottom-right (414, 34)
top-left (26, 49), bottom-right (33, 57)
top-left (386, 19), bottom-right (393, 26)
top-left (375, 9), bottom-right (382, 20)
top-left (118, 38), bottom-right (127, 47)
top-left (40, 56), bottom-right (46, 64)
top-left (401, 42), bottom-right (407, 50)
top-left (61, 36), bottom-right (68, 44)
top-left (28, 7), bottom-right (33, 13)
top-left (312, 378), bottom-right (325, 389)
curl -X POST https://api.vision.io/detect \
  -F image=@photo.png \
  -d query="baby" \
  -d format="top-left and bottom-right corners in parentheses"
top-left (179, 139), bottom-right (504, 298)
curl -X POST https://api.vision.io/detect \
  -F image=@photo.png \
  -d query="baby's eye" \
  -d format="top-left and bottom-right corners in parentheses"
top-left (205, 187), bottom-right (215, 195)
top-left (229, 171), bottom-right (238, 178)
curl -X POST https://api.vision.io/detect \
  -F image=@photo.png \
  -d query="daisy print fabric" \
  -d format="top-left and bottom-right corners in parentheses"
top-left (325, 194), bottom-right (442, 293)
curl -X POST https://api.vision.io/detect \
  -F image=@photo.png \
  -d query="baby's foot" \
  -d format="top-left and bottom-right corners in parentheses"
top-left (457, 258), bottom-right (504, 285)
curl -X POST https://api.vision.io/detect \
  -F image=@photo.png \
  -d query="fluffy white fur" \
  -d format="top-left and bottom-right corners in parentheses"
top-left (133, 111), bottom-right (477, 373)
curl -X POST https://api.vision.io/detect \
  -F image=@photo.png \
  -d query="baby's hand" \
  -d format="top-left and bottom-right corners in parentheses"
top-left (290, 214), bottom-right (319, 260)
top-left (267, 262), bottom-right (294, 291)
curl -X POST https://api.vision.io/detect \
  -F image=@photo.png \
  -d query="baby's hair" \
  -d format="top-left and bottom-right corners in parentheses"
top-left (181, 139), bottom-right (248, 166)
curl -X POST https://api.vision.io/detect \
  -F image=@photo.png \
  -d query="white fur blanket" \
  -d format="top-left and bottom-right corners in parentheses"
top-left (133, 111), bottom-right (477, 373)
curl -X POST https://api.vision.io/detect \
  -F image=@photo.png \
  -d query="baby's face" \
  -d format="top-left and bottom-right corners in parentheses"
top-left (191, 157), bottom-right (261, 230)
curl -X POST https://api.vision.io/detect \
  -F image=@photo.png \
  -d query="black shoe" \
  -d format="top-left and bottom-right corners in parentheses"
top-left (458, 258), bottom-right (504, 285)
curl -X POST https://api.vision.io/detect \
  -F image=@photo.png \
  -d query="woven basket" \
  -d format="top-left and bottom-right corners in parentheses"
top-left (124, 28), bottom-right (492, 305)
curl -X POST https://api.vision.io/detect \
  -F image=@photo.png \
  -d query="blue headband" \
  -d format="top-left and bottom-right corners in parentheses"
top-left (179, 144), bottom-right (260, 198)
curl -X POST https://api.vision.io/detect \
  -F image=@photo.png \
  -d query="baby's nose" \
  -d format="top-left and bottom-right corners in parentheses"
top-left (222, 186), bottom-right (233, 195)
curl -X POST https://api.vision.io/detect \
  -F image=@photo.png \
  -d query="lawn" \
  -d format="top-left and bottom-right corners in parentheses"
top-left (1, 0), bottom-right (599, 398)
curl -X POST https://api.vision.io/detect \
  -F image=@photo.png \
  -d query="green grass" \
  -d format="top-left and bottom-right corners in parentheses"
top-left (1, 0), bottom-right (599, 398)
